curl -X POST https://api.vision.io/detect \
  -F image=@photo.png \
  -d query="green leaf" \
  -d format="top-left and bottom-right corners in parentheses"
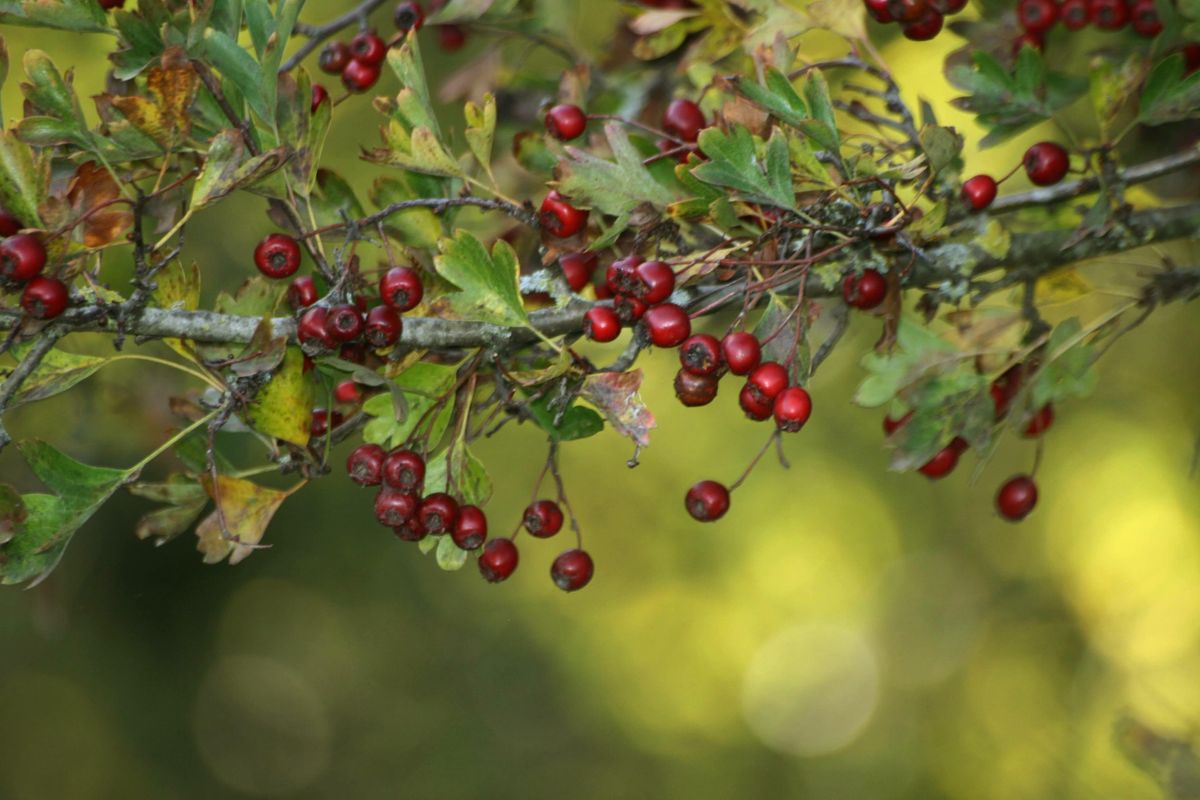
top-left (0, 131), bottom-right (44, 226)
top-left (855, 316), bottom-right (957, 408)
top-left (20, 50), bottom-right (86, 131)
top-left (190, 128), bottom-right (291, 212)
top-left (362, 362), bottom-right (457, 449)
top-left (386, 34), bottom-right (440, 137)
top-left (434, 231), bottom-right (529, 327)
top-left (435, 534), bottom-right (469, 569)
top-left (1139, 53), bottom-right (1200, 125)
top-left (6, 345), bottom-right (107, 408)
top-left (513, 130), bottom-right (557, 173)
top-left (800, 69), bottom-right (840, 152)
top-left (1031, 318), bottom-right (1098, 407)
top-left (423, 446), bottom-right (492, 506)
top-left (526, 395), bottom-right (605, 441)
top-left (203, 29), bottom-right (268, 121)
top-left (0, 483), bottom-right (27, 545)
top-left (1089, 54), bottom-right (1143, 140)
top-left (464, 92), bottom-right (496, 176)
top-left (557, 121), bottom-right (678, 219)
top-left (368, 176), bottom-right (442, 249)
top-left (245, 347), bottom-right (314, 447)
top-left (735, 67), bottom-right (807, 126)
top-left (128, 474), bottom-right (207, 544)
top-left (310, 168), bottom-right (367, 229)
top-left (0, 0), bottom-right (110, 33)
top-left (692, 126), bottom-right (796, 209)
top-left (918, 125), bottom-right (964, 174)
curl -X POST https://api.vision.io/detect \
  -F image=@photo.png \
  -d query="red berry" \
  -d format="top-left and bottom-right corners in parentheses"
top-left (383, 449), bottom-right (425, 494)
top-left (326, 303), bottom-right (364, 342)
top-left (394, 1), bottom-right (425, 31)
top-left (883, 411), bottom-right (913, 435)
top-left (379, 266), bottom-right (424, 311)
top-left (605, 254), bottom-right (642, 295)
top-left (479, 538), bottom-right (518, 582)
top-left (1089, 0), bottom-right (1129, 29)
top-left (773, 386), bottom-right (813, 432)
top-left (376, 487), bottom-right (418, 527)
top-left (523, 499), bottom-right (564, 538)
top-left (309, 407), bottom-right (344, 438)
top-left (311, 84), bottom-right (330, 113)
top-left (394, 516), bottom-right (426, 542)
top-left (364, 305), bottom-right (402, 347)
top-left (98, 0), bottom-right (124, 9)
top-left (452, 505), bottom-right (488, 550)
top-left (254, 233), bottom-right (301, 279)
top-left (1185, 44), bottom-right (1200, 74)
top-left (613, 293), bottom-right (648, 325)
top-left (721, 332), bottom-right (762, 376)
top-left (739, 384), bottom-right (773, 421)
top-left (864, 0), bottom-right (894, 22)
top-left (539, 191), bottom-right (589, 238)
top-left (545, 104), bottom-right (587, 141)
top-left (1023, 404), bottom-right (1055, 437)
top-left (674, 368), bottom-right (720, 407)
top-left (996, 475), bottom-right (1038, 521)
top-left (1060, 0), bottom-right (1091, 28)
top-left (342, 59), bottom-right (382, 93)
top-left (662, 99), bottom-right (705, 143)
top-left (1017, 0), bottom-right (1058, 32)
top-left (340, 343), bottom-right (366, 364)
top-left (643, 303), bottom-right (691, 348)
top-left (685, 480), bottom-right (729, 522)
top-left (1023, 142), bottom-right (1070, 186)
top-left (1130, 0), bottom-right (1161, 36)
top-left (0, 208), bottom-right (21, 237)
top-left (350, 31), bottom-right (388, 66)
top-left (583, 306), bottom-right (621, 342)
top-left (886, 0), bottom-right (928, 21)
top-left (679, 334), bottom-right (723, 376)
top-left (319, 42), bottom-right (351, 74)
top-left (560, 252), bottom-right (597, 292)
top-left (902, 8), bottom-right (943, 39)
top-left (747, 361), bottom-right (789, 403)
top-left (593, 275), bottom-right (614, 300)
top-left (0, 234), bottom-right (47, 283)
top-left (437, 24), bottom-right (467, 51)
top-left (962, 175), bottom-right (998, 211)
top-left (20, 275), bottom-right (68, 319)
top-left (842, 268), bottom-right (887, 310)
top-left (551, 549), bottom-right (594, 592)
top-left (334, 379), bottom-right (362, 405)
top-left (632, 260), bottom-right (676, 305)
top-left (297, 306), bottom-right (336, 353)
top-left (419, 492), bottom-right (459, 534)
top-left (918, 445), bottom-right (959, 479)
top-left (347, 443), bottom-right (386, 486)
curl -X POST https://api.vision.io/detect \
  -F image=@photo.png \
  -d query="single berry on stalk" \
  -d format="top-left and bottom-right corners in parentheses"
top-left (962, 175), bottom-right (998, 211)
top-left (20, 276), bottom-right (69, 319)
top-left (254, 233), bottom-right (301, 279)
top-left (842, 269), bottom-right (887, 310)
top-left (383, 449), bottom-right (426, 494)
top-left (0, 234), bottom-right (47, 283)
top-left (674, 368), bottom-right (720, 407)
top-left (539, 191), bottom-right (589, 238)
top-left (524, 500), bottom-right (564, 538)
top-left (679, 334), bottom-right (723, 376)
top-left (584, 306), bottom-right (621, 342)
top-left (419, 493), bottom-right (460, 535)
top-left (376, 488), bottom-right (419, 527)
top-left (686, 480), bottom-right (730, 522)
top-left (773, 386), bottom-right (813, 432)
top-left (545, 104), bottom-right (587, 141)
top-left (347, 444), bottom-right (387, 486)
top-left (479, 538), bottom-right (519, 582)
top-left (996, 475), bottom-right (1038, 520)
top-left (380, 266), bottom-right (424, 311)
top-left (643, 303), bottom-right (692, 348)
top-left (551, 549), bottom-right (594, 592)
top-left (453, 506), bottom-right (489, 550)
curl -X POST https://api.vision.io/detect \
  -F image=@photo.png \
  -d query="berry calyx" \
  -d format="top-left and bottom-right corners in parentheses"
top-left (254, 233), bottom-right (301, 279)
top-left (539, 191), bottom-right (589, 238)
top-left (643, 303), bottom-right (691, 348)
top-left (773, 386), bottom-right (813, 432)
top-left (842, 268), bottom-right (887, 310)
top-left (605, 254), bottom-right (642, 295)
top-left (1023, 142), bottom-right (1070, 186)
top-left (679, 334), bottom-right (723, 376)
top-left (962, 175), bottom-right (998, 211)
top-left (674, 368), bottom-right (720, 407)
top-left (721, 332), bottom-right (762, 376)
top-left (1023, 404), bottom-right (1055, 437)
top-left (452, 505), bottom-right (488, 550)
top-left (383, 449), bottom-right (426, 494)
top-left (20, 276), bottom-right (69, 320)
top-left (662, 99), bottom-right (705, 143)
top-left (613, 294), bottom-right (648, 325)
top-left (319, 41), bottom-right (352, 74)
top-left (551, 549), bottom-right (594, 592)
top-left (1017, 0), bottom-right (1058, 32)
top-left (902, 8), bottom-right (943, 40)
top-left (686, 480), bottom-right (730, 522)
top-left (746, 361), bottom-right (789, 404)
top-left (0, 234), bottom-right (47, 284)
top-left (996, 475), bottom-right (1038, 521)
top-left (350, 31), bottom-right (388, 66)
top-left (545, 104), bottom-right (587, 141)
top-left (375, 487), bottom-right (418, 527)
top-left (918, 445), bottom-right (959, 479)
top-left (584, 306), bottom-right (621, 342)
top-left (523, 499), bottom-right (564, 538)
top-left (419, 492), bottom-right (459, 534)
top-left (364, 305), bottom-right (402, 348)
top-left (479, 538), bottom-right (519, 582)
top-left (380, 266), bottom-right (424, 311)
top-left (327, 303), bottom-right (364, 342)
top-left (559, 251), bottom-right (597, 292)
top-left (342, 58), bottom-right (382, 93)
top-left (394, 1), bottom-right (425, 31)
top-left (297, 306), bottom-right (335, 353)
top-left (347, 443), bottom-right (387, 486)
top-left (1089, 0), bottom-right (1129, 29)
top-left (632, 260), bottom-right (676, 305)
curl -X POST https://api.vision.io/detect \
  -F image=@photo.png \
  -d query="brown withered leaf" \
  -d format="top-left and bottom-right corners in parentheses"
top-left (720, 95), bottom-right (770, 137)
top-left (65, 161), bottom-right (133, 247)
top-left (109, 47), bottom-right (198, 151)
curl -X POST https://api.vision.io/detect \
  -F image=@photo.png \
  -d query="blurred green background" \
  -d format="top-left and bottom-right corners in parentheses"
top-left (2, 3), bottom-right (1200, 798)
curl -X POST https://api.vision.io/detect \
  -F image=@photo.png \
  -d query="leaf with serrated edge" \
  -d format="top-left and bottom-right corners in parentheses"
top-left (557, 122), bottom-right (677, 217)
top-left (435, 231), bottom-right (528, 327)
top-left (245, 347), bottom-right (314, 446)
top-left (195, 475), bottom-right (288, 565)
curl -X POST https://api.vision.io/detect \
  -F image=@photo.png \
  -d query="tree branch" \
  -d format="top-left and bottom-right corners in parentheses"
top-left (280, 0), bottom-right (391, 74)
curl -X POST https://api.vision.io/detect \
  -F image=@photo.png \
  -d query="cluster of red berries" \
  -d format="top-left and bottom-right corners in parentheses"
top-left (962, 140), bottom-right (1071, 212)
top-left (863, 0), bottom-right (967, 41)
top-left (318, 30), bottom-right (390, 94)
top-left (0, 211), bottom-right (68, 321)
top-left (344, 444), bottom-right (594, 591)
top-left (1014, 0), bottom-right (1176, 49)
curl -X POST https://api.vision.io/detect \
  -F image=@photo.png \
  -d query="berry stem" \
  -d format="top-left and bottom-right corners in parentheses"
top-left (729, 430), bottom-right (781, 492)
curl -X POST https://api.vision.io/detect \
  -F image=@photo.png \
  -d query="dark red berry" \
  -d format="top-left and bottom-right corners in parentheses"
top-left (662, 99), bottom-right (705, 143)
top-left (376, 487), bottom-right (418, 527)
top-left (613, 294), bottom-right (648, 325)
top-left (721, 332), bottom-right (761, 376)
top-left (1185, 44), bottom-right (1200, 74)
top-left (679, 334), bottom-right (723, 376)
top-left (962, 175), bottom-right (998, 211)
top-left (886, 0), bottom-right (928, 21)
top-left (739, 384), bottom-right (773, 421)
top-left (747, 361), bottom-right (789, 404)
top-left (326, 303), bottom-right (364, 342)
top-left (523, 499), bottom-right (564, 538)
top-left (773, 386), bottom-right (813, 432)
top-left (310, 407), bottom-right (344, 438)
top-left (297, 306), bottom-right (335, 352)
top-left (254, 233), bottom-right (301, 279)
top-left (842, 269), bottom-right (887, 310)
top-left (918, 445), bottom-right (959, 479)
top-left (996, 475), bottom-right (1038, 521)
top-left (339, 343), bottom-right (366, 364)
top-left (1023, 142), bottom-right (1070, 186)
top-left (20, 275), bottom-right (68, 319)
top-left (883, 411), bottom-right (913, 435)
top-left (311, 84), bottom-right (330, 113)
top-left (437, 24), bottom-right (467, 51)
top-left (930, 0), bottom-right (967, 12)
top-left (319, 42), bottom-right (351, 74)
top-left (351, 31), bottom-right (388, 66)
top-left (633, 260), bottom-right (675, 305)
top-left (0, 208), bottom-right (21, 237)
top-left (864, 0), bottom-right (894, 22)
top-left (545, 104), bottom-right (587, 141)
top-left (379, 266), bottom-right (423, 311)
top-left (347, 443), bottom-right (386, 486)
top-left (560, 252), bottom-right (597, 292)
top-left (419, 492), bottom-right (459, 534)
top-left (452, 505), bottom-right (488, 550)
top-left (539, 191), bottom-right (589, 238)
top-left (1089, 0), bottom-right (1129, 28)
top-left (902, 8), bottom-right (943, 39)
top-left (605, 254), bottom-right (642, 295)
top-left (394, 1), bottom-right (424, 31)
top-left (551, 549), bottom-right (594, 592)
top-left (99, 0), bottom-right (125, 9)
top-left (394, 516), bottom-right (426, 542)
top-left (0, 234), bottom-right (47, 283)
top-left (1023, 404), bottom-right (1055, 437)
top-left (685, 480), bottom-right (729, 522)
top-left (674, 368), bottom-right (720, 407)
top-left (334, 380), bottom-right (362, 405)
top-left (584, 306), bottom-right (621, 342)
top-left (593, 275), bottom-right (614, 300)
top-left (643, 303), bottom-right (691, 348)
top-left (383, 449), bottom-right (425, 494)
top-left (1130, 0), bottom-right (1161, 36)
top-left (1060, 0), bottom-right (1091, 28)
top-left (479, 538), bottom-right (518, 582)
top-left (364, 305), bottom-right (402, 347)
top-left (342, 59), bottom-right (382, 93)
top-left (1017, 0), bottom-right (1058, 32)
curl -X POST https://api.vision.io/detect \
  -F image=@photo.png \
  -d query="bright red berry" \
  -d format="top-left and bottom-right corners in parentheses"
top-left (479, 538), bottom-right (518, 582)
top-left (364, 305), bottom-right (402, 348)
top-left (334, 379), bottom-right (362, 405)
top-left (643, 303), bottom-right (691, 348)
top-left (311, 84), bottom-right (330, 113)
top-left (319, 42), bottom-right (352, 74)
top-left (632, 260), bottom-right (675, 305)
top-left (351, 31), bottom-right (388, 66)
top-left (918, 445), bottom-right (959, 479)
top-left (902, 8), bottom-right (944, 39)
top-left (747, 362), bottom-right (789, 404)
top-left (0, 234), bottom-right (47, 283)
top-left (545, 104), bottom-right (587, 141)
top-left (539, 191), bottom-right (589, 238)
top-left (883, 411), bottom-right (913, 435)
top-left (297, 306), bottom-right (336, 353)
top-left (379, 266), bottom-right (423, 311)
top-left (523, 500), bottom-right (564, 538)
top-left (342, 59), bottom-right (382, 92)
top-left (326, 303), bottom-right (364, 342)
top-left (996, 475), bottom-right (1038, 520)
top-left (0, 208), bottom-right (21, 237)
top-left (962, 175), bottom-right (998, 211)
top-left (383, 450), bottom-right (426, 494)
top-left (287, 276), bottom-right (318, 310)
top-left (584, 306), bottom-right (621, 342)
top-left (394, 1), bottom-right (425, 31)
top-left (437, 24), bottom-right (467, 51)
top-left (551, 549), bottom-right (594, 592)
top-left (686, 480), bottom-right (729, 522)
top-left (662, 99), bottom-right (705, 143)
top-left (605, 254), bottom-right (642, 295)
top-left (452, 505), bottom-right (488, 550)
top-left (613, 294), bottom-right (648, 325)
top-left (254, 233), bottom-right (301, 279)
top-left (1023, 404), bottom-right (1055, 437)
top-left (679, 334), bottom-right (723, 376)
top-left (1023, 142), bottom-right (1070, 186)
top-left (560, 252), bottom-right (597, 292)
top-left (419, 493), bottom-right (459, 535)
top-left (1130, 0), bottom-right (1161, 36)
top-left (842, 268), bottom-right (887, 310)
top-left (1060, 0), bottom-right (1091, 28)
top-left (773, 386), bottom-right (813, 432)
top-left (1089, 0), bottom-right (1129, 28)
top-left (739, 384), bottom-right (773, 421)
top-left (674, 368), bottom-right (720, 407)
top-left (20, 275), bottom-right (68, 319)
top-left (1017, 0), bottom-right (1058, 32)
top-left (721, 332), bottom-right (761, 376)
top-left (376, 487), bottom-right (418, 527)
top-left (310, 407), bottom-right (344, 438)
top-left (347, 443), bottom-right (386, 486)
top-left (864, 0), bottom-right (894, 22)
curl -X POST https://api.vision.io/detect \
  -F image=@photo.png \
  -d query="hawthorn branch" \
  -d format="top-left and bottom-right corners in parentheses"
top-left (303, 196), bottom-right (539, 239)
top-left (281, 0), bottom-right (392, 74)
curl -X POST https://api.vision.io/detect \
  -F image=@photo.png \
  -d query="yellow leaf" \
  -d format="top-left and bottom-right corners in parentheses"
top-left (195, 476), bottom-right (289, 565)
top-left (109, 47), bottom-right (198, 150)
